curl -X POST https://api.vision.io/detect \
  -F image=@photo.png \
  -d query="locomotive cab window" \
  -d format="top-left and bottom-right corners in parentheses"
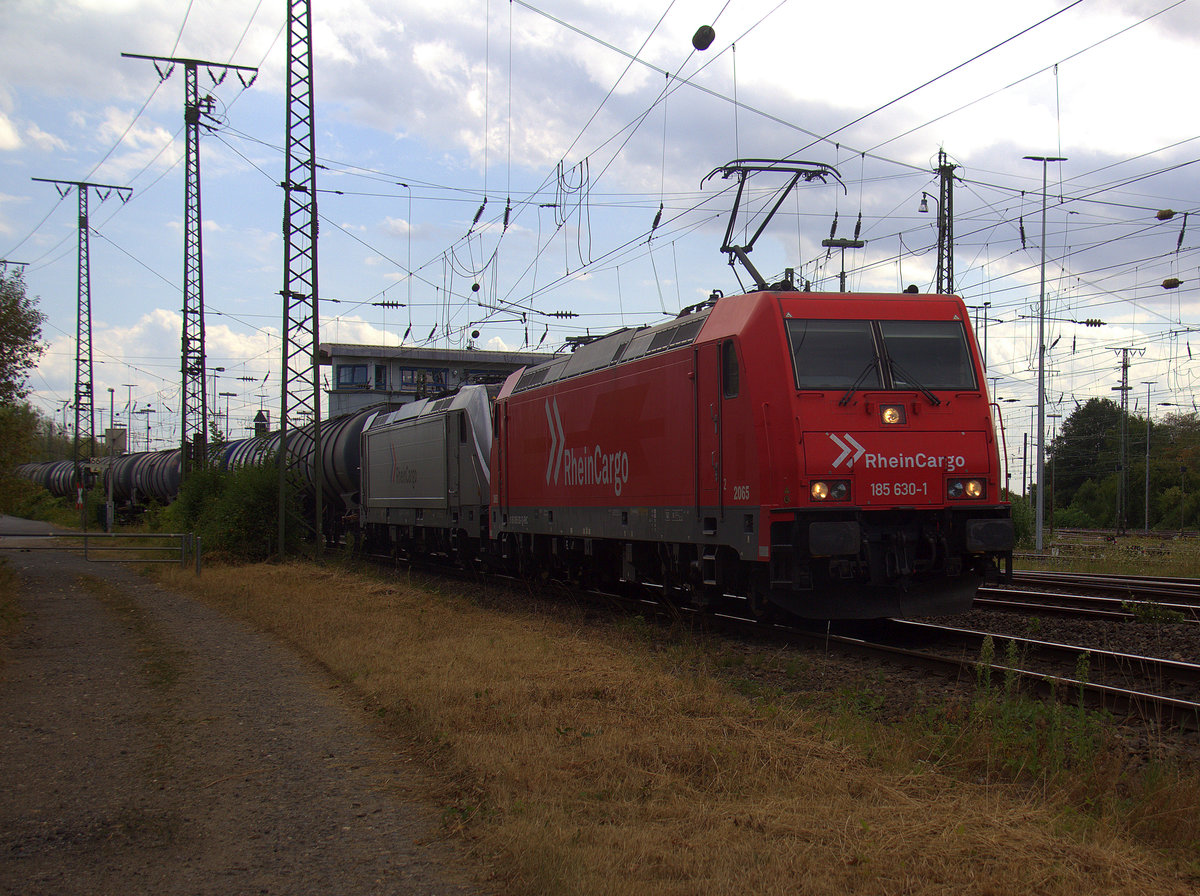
top-left (786, 320), bottom-right (880, 390)
top-left (786, 318), bottom-right (976, 393)
top-left (878, 320), bottom-right (976, 391)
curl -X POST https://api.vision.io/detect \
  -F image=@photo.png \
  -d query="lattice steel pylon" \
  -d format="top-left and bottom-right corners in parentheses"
top-left (280, 0), bottom-right (323, 556)
top-left (122, 53), bottom-right (257, 479)
top-left (934, 149), bottom-right (956, 296)
top-left (31, 178), bottom-right (131, 498)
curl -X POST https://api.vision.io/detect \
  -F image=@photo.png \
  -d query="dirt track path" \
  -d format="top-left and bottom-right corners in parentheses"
top-left (0, 516), bottom-right (482, 895)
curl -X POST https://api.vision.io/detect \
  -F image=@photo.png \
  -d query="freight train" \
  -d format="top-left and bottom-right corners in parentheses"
top-left (358, 288), bottom-right (1013, 618)
top-left (18, 157), bottom-right (1014, 619)
top-left (18, 286), bottom-right (1014, 619)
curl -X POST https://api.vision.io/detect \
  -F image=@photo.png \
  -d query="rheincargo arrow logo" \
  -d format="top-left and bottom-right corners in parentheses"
top-left (544, 397), bottom-right (631, 496)
top-left (829, 432), bottom-right (866, 468)
top-left (545, 397), bottom-right (565, 484)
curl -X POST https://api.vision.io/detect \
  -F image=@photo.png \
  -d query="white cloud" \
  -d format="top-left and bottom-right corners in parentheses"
top-left (0, 113), bottom-right (19, 151)
top-left (382, 216), bottom-right (411, 237)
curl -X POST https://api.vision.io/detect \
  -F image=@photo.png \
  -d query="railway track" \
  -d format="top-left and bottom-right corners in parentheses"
top-left (366, 554), bottom-right (1200, 731)
top-left (1015, 569), bottom-right (1200, 602)
top-left (878, 619), bottom-right (1200, 729)
top-left (974, 570), bottom-right (1200, 622)
top-left (625, 588), bottom-right (1200, 731)
top-left (734, 613), bottom-right (1199, 731)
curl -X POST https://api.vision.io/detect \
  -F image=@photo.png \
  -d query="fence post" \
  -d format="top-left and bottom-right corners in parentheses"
top-left (194, 536), bottom-right (202, 576)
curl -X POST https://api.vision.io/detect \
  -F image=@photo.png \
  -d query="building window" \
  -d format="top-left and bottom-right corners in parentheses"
top-left (336, 364), bottom-right (369, 388)
top-left (375, 365), bottom-right (388, 391)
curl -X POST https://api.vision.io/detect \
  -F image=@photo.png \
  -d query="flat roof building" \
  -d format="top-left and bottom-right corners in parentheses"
top-left (319, 343), bottom-right (560, 417)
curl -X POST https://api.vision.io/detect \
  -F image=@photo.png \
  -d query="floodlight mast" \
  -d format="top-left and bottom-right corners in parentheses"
top-left (1023, 154), bottom-right (1066, 553)
top-left (702, 159), bottom-right (844, 291)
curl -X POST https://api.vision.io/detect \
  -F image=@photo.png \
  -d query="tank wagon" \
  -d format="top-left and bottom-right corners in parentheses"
top-left (17, 406), bottom-right (381, 529)
top-left (15, 459), bottom-right (79, 499)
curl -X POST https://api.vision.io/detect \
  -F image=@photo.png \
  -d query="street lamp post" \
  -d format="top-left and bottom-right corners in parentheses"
top-left (918, 191), bottom-right (949, 295)
top-left (136, 407), bottom-right (154, 452)
top-left (1181, 465), bottom-right (1187, 536)
top-left (209, 366), bottom-right (225, 420)
top-left (1024, 154), bottom-right (1067, 552)
top-left (219, 391), bottom-right (237, 440)
top-left (106, 387), bottom-right (115, 532)
top-left (1048, 413), bottom-right (1062, 537)
top-left (1143, 381), bottom-right (1155, 534)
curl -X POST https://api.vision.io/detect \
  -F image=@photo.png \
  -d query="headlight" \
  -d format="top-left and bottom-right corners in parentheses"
top-left (947, 478), bottom-right (985, 500)
top-left (880, 404), bottom-right (906, 425)
top-left (811, 480), bottom-right (850, 502)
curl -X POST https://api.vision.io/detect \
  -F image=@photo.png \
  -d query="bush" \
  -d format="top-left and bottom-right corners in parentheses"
top-left (162, 464), bottom-right (226, 533)
top-left (160, 463), bottom-right (302, 562)
top-left (0, 477), bottom-right (76, 527)
top-left (1052, 505), bottom-right (1097, 529)
top-left (1005, 491), bottom-right (1034, 546)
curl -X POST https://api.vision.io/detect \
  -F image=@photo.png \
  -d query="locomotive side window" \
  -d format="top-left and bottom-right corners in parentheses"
top-left (879, 321), bottom-right (976, 391)
top-left (722, 340), bottom-right (739, 399)
top-left (787, 320), bottom-right (880, 390)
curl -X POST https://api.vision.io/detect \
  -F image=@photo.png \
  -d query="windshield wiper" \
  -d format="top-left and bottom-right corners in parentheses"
top-left (838, 358), bottom-right (880, 406)
top-left (887, 358), bottom-right (942, 406)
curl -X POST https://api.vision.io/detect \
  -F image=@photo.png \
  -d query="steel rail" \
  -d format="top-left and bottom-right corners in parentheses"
top-left (1013, 570), bottom-right (1200, 604)
top-left (976, 585), bottom-right (1200, 622)
top-left (775, 618), bottom-right (1200, 730)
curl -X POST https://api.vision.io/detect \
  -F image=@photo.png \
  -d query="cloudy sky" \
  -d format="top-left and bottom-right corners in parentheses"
top-left (2, 0), bottom-right (1198, 472)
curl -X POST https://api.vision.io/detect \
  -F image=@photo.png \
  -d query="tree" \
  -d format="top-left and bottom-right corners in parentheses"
top-left (0, 268), bottom-right (48, 507)
top-left (1047, 398), bottom-right (1124, 510)
top-left (0, 267), bottom-right (46, 404)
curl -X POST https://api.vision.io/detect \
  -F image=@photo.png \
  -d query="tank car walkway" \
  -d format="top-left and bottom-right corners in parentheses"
top-left (0, 515), bottom-right (481, 895)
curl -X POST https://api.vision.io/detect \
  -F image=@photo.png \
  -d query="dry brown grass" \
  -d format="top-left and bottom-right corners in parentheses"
top-left (156, 562), bottom-right (1194, 895)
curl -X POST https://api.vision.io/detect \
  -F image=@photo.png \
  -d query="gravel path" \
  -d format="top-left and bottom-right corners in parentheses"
top-left (0, 516), bottom-right (483, 896)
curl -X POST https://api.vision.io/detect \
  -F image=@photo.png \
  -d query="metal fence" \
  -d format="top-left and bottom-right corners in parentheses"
top-left (0, 530), bottom-right (202, 573)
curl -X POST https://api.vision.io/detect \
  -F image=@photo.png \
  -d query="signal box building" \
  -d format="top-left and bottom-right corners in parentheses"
top-left (320, 343), bottom-right (560, 417)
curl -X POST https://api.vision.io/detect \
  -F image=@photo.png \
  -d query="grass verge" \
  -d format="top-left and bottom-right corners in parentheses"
top-left (154, 560), bottom-right (1198, 895)
top-left (1019, 534), bottom-right (1200, 577)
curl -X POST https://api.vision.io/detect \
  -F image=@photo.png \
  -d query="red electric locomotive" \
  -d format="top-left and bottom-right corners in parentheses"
top-left (487, 159), bottom-right (1012, 619)
top-left (489, 288), bottom-right (1012, 619)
